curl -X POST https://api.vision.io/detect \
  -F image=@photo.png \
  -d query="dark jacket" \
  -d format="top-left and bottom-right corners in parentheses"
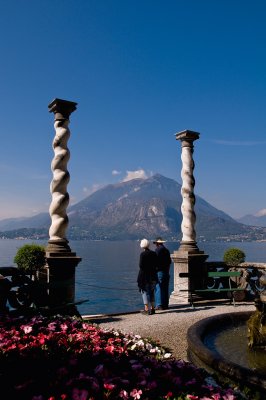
top-left (137, 248), bottom-right (158, 291)
top-left (155, 244), bottom-right (172, 273)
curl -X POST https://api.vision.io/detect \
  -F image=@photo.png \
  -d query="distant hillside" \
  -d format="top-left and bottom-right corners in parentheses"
top-left (0, 213), bottom-right (50, 231)
top-left (0, 174), bottom-right (265, 241)
top-left (237, 214), bottom-right (266, 227)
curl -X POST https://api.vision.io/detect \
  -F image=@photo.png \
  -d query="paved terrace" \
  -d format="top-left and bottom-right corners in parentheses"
top-left (84, 301), bottom-right (255, 361)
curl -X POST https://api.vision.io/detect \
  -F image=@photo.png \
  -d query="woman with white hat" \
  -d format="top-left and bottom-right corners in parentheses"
top-left (137, 239), bottom-right (158, 315)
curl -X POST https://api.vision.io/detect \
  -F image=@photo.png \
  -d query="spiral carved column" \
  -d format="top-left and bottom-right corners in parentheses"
top-left (43, 98), bottom-right (81, 315)
top-left (47, 98), bottom-right (76, 253)
top-left (178, 130), bottom-right (199, 251)
top-left (49, 118), bottom-right (71, 244)
top-left (170, 130), bottom-right (208, 305)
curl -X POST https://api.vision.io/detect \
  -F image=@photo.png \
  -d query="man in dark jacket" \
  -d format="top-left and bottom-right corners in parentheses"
top-left (137, 238), bottom-right (158, 315)
top-left (153, 237), bottom-right (172, 310)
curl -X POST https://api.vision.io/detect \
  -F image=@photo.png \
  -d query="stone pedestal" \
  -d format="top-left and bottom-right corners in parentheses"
top-left (45, 250), bottom-right (81, 313)
top-left (170, 248), bottom-right (208, 304)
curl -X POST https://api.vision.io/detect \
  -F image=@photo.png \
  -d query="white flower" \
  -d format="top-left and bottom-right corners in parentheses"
top-left (145, 343), bottom-right (153, 350)
top-left (22, 325), bottom-right (32, 334)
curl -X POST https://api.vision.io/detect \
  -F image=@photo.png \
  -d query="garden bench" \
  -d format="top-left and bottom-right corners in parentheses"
top-left (179, 270), bottom-right (244, 307)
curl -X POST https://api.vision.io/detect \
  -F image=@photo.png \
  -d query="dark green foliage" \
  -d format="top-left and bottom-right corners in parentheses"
top-left (223, 247), bottom-right (246, 266)
top-left (14, 244), bottom-right (46, 273)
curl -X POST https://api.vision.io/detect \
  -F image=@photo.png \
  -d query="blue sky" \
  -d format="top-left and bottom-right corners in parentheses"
top-left (0, 0), bottom-right (265, 220)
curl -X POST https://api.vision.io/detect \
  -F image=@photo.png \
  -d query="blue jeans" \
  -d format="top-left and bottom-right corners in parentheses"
top-left (141, 281), bottom-right (156, 307)
top-left (155, 271), bottom-right (170, 308)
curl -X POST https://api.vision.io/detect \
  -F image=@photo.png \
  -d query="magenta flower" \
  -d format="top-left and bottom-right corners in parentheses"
top-left (104, 383), bottom-right (116, 391)
top-left (0, 315), bottom-right (244, 400)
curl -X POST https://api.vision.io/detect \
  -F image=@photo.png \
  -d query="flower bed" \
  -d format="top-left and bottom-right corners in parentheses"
top-left (0, 315), bottom-right (242, 399)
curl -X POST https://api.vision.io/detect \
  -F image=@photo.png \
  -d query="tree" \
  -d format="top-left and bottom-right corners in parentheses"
top-left (14, 244), bottom-right (46, 277)
top-left (223, 247), bottom-right (246, 266)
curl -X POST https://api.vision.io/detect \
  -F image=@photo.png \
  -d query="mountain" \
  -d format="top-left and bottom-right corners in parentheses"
top-left (0, 213), bottom-right (50, 231)
top-left (237, 212), bottom-right (266, 227)
top-left (0, 174), bottom-right (265, 241)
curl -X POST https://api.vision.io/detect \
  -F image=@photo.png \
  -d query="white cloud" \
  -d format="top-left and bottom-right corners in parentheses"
top-left (255, 209), bottom-right (266, 217)
top-left (82, 183), bottom-right (103, 196)
top-left (112, 170), bottom-right (121, 176)
top-left (122, 169), bottom-right (148, 182)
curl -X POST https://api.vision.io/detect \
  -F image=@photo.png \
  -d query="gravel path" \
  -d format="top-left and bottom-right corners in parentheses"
top-left (84, 301), bottom-right (255, 361)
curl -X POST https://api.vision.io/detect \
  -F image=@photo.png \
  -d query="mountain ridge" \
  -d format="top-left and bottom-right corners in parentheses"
top-left (237, 213), bottom-right (266, 227)
top-left (0, 174), bottom-right (265, 241)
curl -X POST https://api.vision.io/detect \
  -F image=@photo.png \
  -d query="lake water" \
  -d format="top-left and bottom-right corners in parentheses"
top-left (1, 239), bottom-right (265, 315)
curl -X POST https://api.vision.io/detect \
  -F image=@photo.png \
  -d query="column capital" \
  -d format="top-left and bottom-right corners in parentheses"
top-left (48, 98), bottom-right (77, 121)
top-left (175, 129), bottom-right (200, 143)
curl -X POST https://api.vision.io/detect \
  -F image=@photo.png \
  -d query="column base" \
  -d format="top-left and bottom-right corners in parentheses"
top-left (169, 248), bottom-right (208, 305)
top-left (37, 241), bottom-right (82, 315)
top-left (178, 241), bottom-right (202, 254)
top-left (46, 239), bottom-right (77, 257)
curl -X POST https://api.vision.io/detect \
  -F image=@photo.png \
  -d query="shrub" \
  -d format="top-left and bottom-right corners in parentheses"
top-left (223, 247), bottom-right (246, 266)
top-left (14, 243), bottom-right (46, 275)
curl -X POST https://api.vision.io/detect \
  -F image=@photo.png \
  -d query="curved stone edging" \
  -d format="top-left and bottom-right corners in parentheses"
top-left (187, 311), bottom-right (266, 393)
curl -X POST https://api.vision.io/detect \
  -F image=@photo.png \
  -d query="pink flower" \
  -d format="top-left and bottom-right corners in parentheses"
top-left (130, 389), bottom-right (142, 399)
top-left (186, 395), bottom-right (199, 399)
top-left (119, 390), bottom-right (129, 399)
top-left (104, 383), bottom-right (115, 391)
top-left (60, 323), bottom-right (68, 332)
top-left (222, 393), bottom-right (236, 400)
top-left (212, 395), bottom-right (222, 400)
top-left (48, 322), bottom-right (57, 331)
top-left (105, 345), bottom-right (115, 353)
top-left (21, 325), bottom-right (32, 334)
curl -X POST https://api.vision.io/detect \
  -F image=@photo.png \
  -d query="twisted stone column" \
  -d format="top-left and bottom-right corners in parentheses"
top-left (47, 98), bottom-right (77, 253)
top-left (176, 130), bottom-right (199, 251)
top-left (170, 130), bottom-right (208, 305)
top-left (44, 98), bottom-right (81, 314)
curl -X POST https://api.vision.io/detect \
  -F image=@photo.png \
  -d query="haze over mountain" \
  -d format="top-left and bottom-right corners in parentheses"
top-left (0, 174), bottom-right (264, 241)
top-left (237, 209), bottom-right (266, 228)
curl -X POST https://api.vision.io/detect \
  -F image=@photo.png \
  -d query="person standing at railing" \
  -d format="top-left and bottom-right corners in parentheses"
top-left (137, 239), bottom-right (158, 315)
top-left (153, 237), bottom-right (172, 310)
